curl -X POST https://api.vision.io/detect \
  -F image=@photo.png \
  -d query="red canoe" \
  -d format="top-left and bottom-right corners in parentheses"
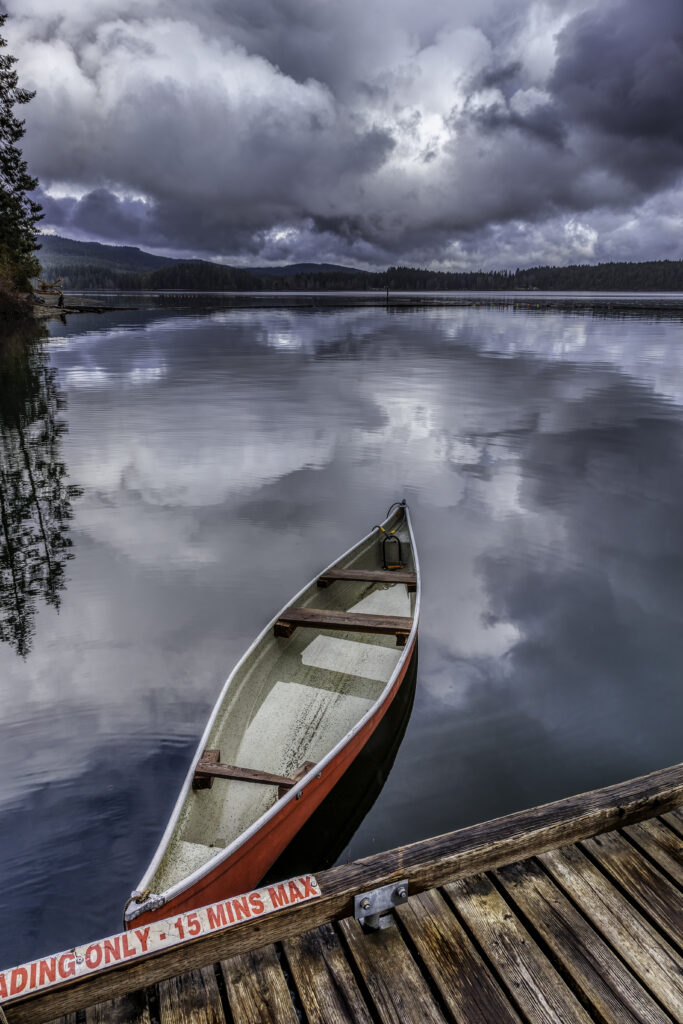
top-left (124, 500), bottom-right (420, 929)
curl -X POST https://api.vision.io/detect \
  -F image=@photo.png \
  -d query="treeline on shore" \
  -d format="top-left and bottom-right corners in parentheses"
top-left (386, 261), bottom-right (683, 292)
top-left (0, 17), bottom-right (42, 317)
top-left (40, 258), bottom-right (683, 293)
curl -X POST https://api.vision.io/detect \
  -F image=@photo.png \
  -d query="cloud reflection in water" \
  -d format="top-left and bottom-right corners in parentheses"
top-left (0, 303), bottom-right (682, 965)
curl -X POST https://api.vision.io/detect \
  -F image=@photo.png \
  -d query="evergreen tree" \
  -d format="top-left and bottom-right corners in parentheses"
top-left (0, 14), bottom-right (42, 302)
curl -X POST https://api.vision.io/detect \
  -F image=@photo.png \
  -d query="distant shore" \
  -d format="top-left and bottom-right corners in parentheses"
top-left (29, 289), bottom-right (683, 320)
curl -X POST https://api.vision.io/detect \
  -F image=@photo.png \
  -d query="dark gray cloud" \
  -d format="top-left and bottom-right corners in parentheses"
top-left (551, 0), bottom-right (683, 190)
top-left (553, 1), bottom-right (683, 145)
top-left (5, 0), bottom-right (683, 266)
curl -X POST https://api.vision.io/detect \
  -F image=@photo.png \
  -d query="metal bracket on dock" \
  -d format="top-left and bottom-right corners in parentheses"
top-left (354, 879), bottom-right (408, 930)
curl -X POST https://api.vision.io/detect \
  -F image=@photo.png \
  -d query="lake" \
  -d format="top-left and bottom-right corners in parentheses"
top-left (1, 298), bottom-right (682, 967)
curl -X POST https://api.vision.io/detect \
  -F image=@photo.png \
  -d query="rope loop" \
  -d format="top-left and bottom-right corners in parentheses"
top-left (386, 498), bottom-right (407, 517)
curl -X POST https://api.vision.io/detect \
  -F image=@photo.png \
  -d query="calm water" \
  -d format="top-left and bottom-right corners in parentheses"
top-left (1, 301), bottom-right (682, 967)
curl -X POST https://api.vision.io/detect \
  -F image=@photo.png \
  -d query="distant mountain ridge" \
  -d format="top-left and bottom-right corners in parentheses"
top-left (36, 234), bottom-right (683, 292)
top-left (37, 235), bottom-right (178, 274)
top-left (251, 262), bottom-right (364, 277)
top-left (37, 235), bottom-right (365, 287)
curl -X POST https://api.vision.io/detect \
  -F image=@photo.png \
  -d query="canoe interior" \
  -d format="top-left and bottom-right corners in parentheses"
top-left (150, 509), bottom-right (416, 895)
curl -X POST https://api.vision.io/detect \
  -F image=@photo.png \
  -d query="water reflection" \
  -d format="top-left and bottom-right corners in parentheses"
top-left (1, 302), bottom-right (682, 967)
top-left (0, 323), bottom-right (81, 657)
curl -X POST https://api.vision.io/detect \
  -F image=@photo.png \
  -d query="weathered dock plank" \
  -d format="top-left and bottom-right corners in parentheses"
top-left (220, 946), bottom-right (298, 1023)
top-left (338, 916), bottom-right (447, 1024)
top-left (396, 888), bottom-right (522, 1024)
top-left (539, 843), bottom-right (683, 1019)
top-left (496, 858), bottom-right (669, 1024)
top-left (623, 817), bottom-right (683, 885)
top-left (283, 924), bottom-right (374, 1024)
top-left (445, 873), bottom-right (593, 1024)
top-left (661, 808), bottom-right (683, 837)
top-left (158, 966), bottom-right (225, 1024)
top-left (84, 989), bottom-right (152, 1023)
top-left (582, 831), bottom-right (683, 949)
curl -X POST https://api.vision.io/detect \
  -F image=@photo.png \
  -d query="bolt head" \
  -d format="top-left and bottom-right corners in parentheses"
top-left (360, 897), bottom-right (371, 910)
top-left (396, 886), bottom-right (407, 899)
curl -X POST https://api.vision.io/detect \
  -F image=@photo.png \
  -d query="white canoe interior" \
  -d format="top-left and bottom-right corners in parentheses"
top-left (148, 507), bottom-right (417, 896)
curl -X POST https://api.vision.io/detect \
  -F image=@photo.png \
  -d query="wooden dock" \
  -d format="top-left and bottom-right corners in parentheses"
top-left (3, 763), bottom-right (682, 1024)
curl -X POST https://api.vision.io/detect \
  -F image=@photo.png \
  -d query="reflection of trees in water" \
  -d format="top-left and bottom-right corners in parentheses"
top-left (0, 322), bottom-right (81, 656)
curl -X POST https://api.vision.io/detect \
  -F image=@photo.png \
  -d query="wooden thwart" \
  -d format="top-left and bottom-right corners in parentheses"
top-left (317, 568), bottom-right (417, 592)
top-left (274, 606), bottom-right (413, 646)
top-left (193, 750), bottom-right (315, 800)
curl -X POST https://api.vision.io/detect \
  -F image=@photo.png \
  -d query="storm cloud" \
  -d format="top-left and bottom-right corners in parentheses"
top-left (4, 0), bottom-right (683, 266)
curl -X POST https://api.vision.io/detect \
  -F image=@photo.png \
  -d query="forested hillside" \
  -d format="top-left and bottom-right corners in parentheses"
top-left (37, 235), bottom-right (176, 276)
top-left (37, 235), bottom-right (683, 292)
top-left (37, 236), bottom-right (374, 290)
top-left (384, 261), bottom-right (683, 291)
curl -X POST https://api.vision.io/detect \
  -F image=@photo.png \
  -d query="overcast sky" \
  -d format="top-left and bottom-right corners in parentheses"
top-left (5, 0), bottom-right (683, 268)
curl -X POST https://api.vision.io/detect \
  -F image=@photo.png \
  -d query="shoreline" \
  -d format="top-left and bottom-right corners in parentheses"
top-left (32, 298), bottom-right (137, 319)
top-left (26, 289), bottom-right (683, 319)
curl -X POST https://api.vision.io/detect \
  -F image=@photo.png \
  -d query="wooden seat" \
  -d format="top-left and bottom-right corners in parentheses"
top-left (193, 750), bottom-right (315, 799)
top-left (274, 606), bottom-right (413, 646)
top-left (317, 568), bottom-right (417, 592)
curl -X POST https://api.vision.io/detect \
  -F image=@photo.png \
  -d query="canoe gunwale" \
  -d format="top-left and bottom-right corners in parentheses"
top-left (126, 502), bottom-right (420, 924)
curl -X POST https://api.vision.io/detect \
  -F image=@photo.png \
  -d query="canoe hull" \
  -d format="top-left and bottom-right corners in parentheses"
top-left (129, 631), bottom-right (417, 928)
